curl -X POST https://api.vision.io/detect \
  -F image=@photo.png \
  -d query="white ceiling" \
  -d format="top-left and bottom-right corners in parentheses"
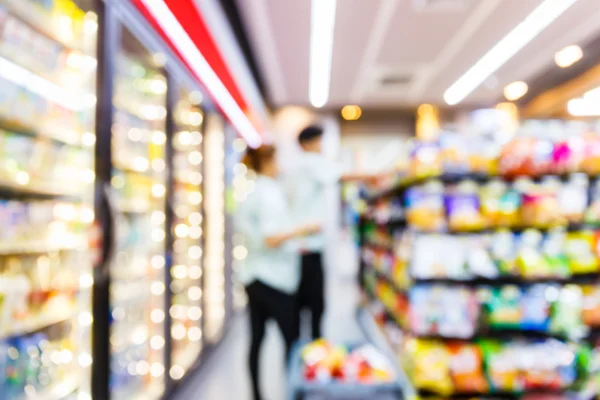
top-left (236, 0), bottom-right (600, 109)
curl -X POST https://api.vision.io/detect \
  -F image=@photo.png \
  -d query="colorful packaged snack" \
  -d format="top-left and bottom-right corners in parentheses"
top-left (445, 181), bottom-right (486, 232)
top-left (405, 181), bottom-right (446, 232)
top-left (516, 230), bottom-right (552, 278)
top-left (564, 231), bottom-right (600, 275)
top-left (552, 135), bottom-right (585, 175)
top-left (486, 286), bottom-right (521, 328)
top-left (490, 230), bottom-right (517, 275)
top-left (520, 179), bottom-right (565, 228)
top-left (409, 141), bottom-right (442, 178)
top-left (438, 287), bottom-right (478, 339)
top-left (481, 341), bottom-right (520, 392)
top-left (541, 230), bottom-right (570, 278)
top-left (581, 132), bottom-right (600, 176)
top-left (582, 286), bottom-right (600, 327)
top-left (551, 285), bottom-right (585, 338)
top-left (407, 339), bottom-right (453, 395)
top-left (558, 174), bottom-right (588, 223)
top-left (519, 285), bottom-right (551, 331)
top-left (448, 343), bottom-right (488, 393)
top-left (480, 181), bottom-right (521, 228)
top-left (467, 235), bottom-right (498, 278)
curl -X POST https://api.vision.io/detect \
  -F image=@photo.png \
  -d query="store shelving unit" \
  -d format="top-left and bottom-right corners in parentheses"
top-left (360, 144), bottom-right (600, 399)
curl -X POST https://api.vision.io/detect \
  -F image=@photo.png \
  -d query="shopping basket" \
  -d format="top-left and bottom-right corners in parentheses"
top-left (287, 341), bottom-right (405, 400)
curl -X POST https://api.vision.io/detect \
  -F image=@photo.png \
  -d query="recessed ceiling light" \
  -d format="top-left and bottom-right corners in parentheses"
top-left (444, 0), bottom-right (579, 105)
top-left (341, 105), bottom-right (362, 121)
top-left (309, 0), bottom-right (337, 108)
top-left (503, 81), bottom-right (528, 101)
top-left (568, 98), bottom-right (600, 116)
top-left (555, 45), bottom-right (583, 68)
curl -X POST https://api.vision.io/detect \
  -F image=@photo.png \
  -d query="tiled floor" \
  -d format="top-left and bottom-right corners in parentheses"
top-left (174, 232), bottom-right (363, 400)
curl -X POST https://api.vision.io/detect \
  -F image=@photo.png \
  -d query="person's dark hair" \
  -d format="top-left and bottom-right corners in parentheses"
top-left (298, 125), bottom-right (324, 144)
top-left (241, 145), bottom-right (276, 173)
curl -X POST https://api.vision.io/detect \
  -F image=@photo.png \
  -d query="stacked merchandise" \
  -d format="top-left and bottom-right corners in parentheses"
top-left (0, 0), bottom-right (97, 398)
top-left (109, 38), bottom-right (168, 398)
top-left (361, 124), bottom-right (600, 399)
top-left (169, 89), bottom-right (204, 380)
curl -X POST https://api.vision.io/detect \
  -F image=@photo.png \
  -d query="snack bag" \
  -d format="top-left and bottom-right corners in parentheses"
top-left (481, 341), bottom-right (520, 392)
top-left (551, 285), bottom-right (585, 338)
top-left (581, 132), bottom-right (600, 175)
top-left (448, 343), bottom-right (488, 393)
top-left (582, 286), bottom-right (600, 327)
top-left (541, 230), bottom-right (569, 278)
top-left (519, 285), bottom-right (550, 331)
top-left (558, 175), bottom-right (588, 223)
top-left (520, 181), bottom-right (565, 228)
top-left (409, 141), bottom-right (442, 178)
top-left (440, 133), bottom-right (469, 174)
top-left (467, 235), bottom-right (498, 278)
top-left (486, 286), bottom-right (521, 328)
top-left (405, 182), bottom-right (446, 232)
top-left (516, 230), bottom-right (552, 278)
top-left (552, 135), bottom-right (585, 175)
top-left (445, 181), bottom-right (486, 232)
top-left (409, 286), bottom-right (438, 335)
top-left (490, 230), bottom-right (517, 275)
top-left (564, 231), bottom-right (600, 275)
top-left (480, 181), bottom-right (521, 228)
top-left (438, 287), bottom-right (478, 338)
top-left (408, 340), bottom-right (453, 395)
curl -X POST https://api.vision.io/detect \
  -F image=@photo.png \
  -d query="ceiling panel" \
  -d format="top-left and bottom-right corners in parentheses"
top-left (236, 0), bottom-right (600, 109)
top-left (328, 0), bottom-right (384, 105)
top-left (377, 1), bottom-right (473, 66)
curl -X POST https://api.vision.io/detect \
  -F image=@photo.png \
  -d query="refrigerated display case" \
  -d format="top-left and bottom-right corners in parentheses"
top-left (0, 0), bottom-right (97, 398)
top-left (203, 113), bottom-right (227, 344)
top-left (168, 86), bottom-right (204, 381)
top-left (108, 27), bottom-right (168, 399)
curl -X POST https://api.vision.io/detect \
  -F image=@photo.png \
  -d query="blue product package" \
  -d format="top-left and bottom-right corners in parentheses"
top-left (520, 285), bottom-right (550, 331)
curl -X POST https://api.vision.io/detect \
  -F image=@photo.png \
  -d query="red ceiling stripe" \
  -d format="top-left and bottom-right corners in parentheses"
top-left (130, 0), bottom-right (250, 114)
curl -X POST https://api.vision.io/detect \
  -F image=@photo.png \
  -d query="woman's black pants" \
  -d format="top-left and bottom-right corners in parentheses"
top-left (246, 281), bottom-right (298, 400)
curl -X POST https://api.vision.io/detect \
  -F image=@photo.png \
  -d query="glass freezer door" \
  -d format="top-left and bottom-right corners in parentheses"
top-left (109, 27), bottom-right (167, 400)
top-left (0, 0), bottom-right (97, 398)
top-left (168, 87), bottom-right (204, 382)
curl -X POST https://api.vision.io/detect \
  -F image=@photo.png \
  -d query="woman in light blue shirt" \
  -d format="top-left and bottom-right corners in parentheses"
top-left (236, 145), bottom-right (318, 400)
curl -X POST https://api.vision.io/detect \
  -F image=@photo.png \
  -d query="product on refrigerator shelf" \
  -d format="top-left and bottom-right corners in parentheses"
top-left (405, 181), bottom-right (446, 232)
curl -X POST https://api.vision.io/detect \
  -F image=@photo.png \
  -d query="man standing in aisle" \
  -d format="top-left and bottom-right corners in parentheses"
top-left (289, 125), bottom-right (341, 340)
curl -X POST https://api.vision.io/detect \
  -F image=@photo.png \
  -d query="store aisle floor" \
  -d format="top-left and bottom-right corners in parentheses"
top-left (174, 234), bottom-right (363, 400)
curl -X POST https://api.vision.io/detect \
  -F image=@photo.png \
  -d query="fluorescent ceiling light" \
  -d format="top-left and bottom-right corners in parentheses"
top-left (309, 0), bottom-right (337, 108)
top-left (568, 98), bottom-right (600, 116)
top-left (554, 45), bottom-right (583, 68)
top-left (584, 86), bottom-right (600, 101)
top-left (139, 0), bottom-right (262, 148)
top-left (503, 81), bottom-right (528, 101)
top-left (444, 0), bottom-right (579, 105)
